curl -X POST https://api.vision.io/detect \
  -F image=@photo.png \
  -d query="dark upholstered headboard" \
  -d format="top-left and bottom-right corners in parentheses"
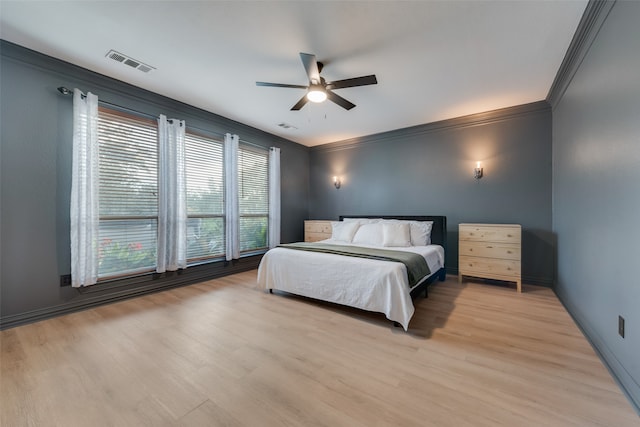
top-left (338, 215), bottom-right (447, 253)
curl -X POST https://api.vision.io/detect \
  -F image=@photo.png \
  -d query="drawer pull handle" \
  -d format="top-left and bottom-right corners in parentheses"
top-left (486, 246), bottom-right (493, 249)
top-left (507, 250), bottom-right (512, 254)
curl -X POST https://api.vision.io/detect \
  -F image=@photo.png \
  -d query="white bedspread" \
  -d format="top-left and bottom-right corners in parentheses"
top-left (257, 241), bottom-right (445, 330)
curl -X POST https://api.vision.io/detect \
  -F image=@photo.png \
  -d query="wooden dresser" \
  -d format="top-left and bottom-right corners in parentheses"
top-left (458, 223), bottom-right (522, 292)
top-left (304, 220), bottom-right (333, 242)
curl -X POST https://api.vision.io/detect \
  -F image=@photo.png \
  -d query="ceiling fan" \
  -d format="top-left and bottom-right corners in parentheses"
top-left (256, 52), bottom-right (377, 111)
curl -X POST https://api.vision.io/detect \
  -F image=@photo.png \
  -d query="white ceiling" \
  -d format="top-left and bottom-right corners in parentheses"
top-left (0, 1), bottom-right (586, 147)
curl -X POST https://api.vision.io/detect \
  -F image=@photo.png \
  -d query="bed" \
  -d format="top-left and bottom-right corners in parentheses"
top-left (257, 215), bottom-right (447, 330)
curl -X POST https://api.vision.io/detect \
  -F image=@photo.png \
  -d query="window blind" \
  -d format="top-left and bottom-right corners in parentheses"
top-left (95, 107), bottom-right (270, 277)
top-left (97, 108), bottom-right (158, 277)
top-left (238, 144), bottom-right (269, 252)
top-left (185, 131), bottom-right (225, 261)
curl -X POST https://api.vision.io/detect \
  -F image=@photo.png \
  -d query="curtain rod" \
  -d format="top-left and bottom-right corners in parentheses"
top-left (58, 86), bottom-right (164, 123)
top-left (56, 86), bottom-right (268, 150)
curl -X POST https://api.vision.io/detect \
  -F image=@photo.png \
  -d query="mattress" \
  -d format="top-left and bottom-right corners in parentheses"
top-left (257, 240), bottom-right (445, 330)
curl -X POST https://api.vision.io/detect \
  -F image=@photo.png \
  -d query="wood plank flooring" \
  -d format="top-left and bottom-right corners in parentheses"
top-left (1, 271), bottom-right (638, 426)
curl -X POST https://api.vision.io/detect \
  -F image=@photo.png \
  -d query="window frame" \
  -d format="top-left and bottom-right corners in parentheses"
top-left (184, 128), bottom-right (226, 264)
top-left (96, 106), bottom-right (159, 280)
top-left (238, 143), bottom-right (270, 254)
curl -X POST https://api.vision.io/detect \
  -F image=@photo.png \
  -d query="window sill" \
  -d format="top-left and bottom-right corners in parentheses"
top-left (78, 254), bottom-right (263, 295)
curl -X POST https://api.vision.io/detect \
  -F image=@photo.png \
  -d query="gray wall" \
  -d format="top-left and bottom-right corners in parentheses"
top-left (309, 102), bottom-right (554, 285)
top-left (0, 41), bottom-right (309, 327)
top-left (552, 1), bottom-right (640, 409)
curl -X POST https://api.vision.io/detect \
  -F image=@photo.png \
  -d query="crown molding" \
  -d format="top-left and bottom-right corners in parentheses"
top-left (546, 0), bottom-right (616, 109)
top-left (311, 100), bottom-right (550, 153)
top-left (0, 39), bottom-right (304, 151)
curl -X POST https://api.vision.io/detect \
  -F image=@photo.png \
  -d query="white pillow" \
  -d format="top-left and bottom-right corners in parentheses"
top-left (382, 222), bottom-right (411, 247)
top-left (408, 221), bottom-right (434, 246)
top-left (352, 223), bottom-right (384, 246)
top-left (331, 221), bottom-right (360, 243)
top-left (342, 217), bottom-right (382, 225)
top-left (381, 219), bottom-right (434, 246)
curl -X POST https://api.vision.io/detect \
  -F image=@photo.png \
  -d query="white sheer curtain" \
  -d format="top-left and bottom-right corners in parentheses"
top-left (70, 89), bottom-right (99, 287)
top-left (157, 115), bottom-right (187, 272)
top-left (224, 133), bottom-right (239, 261)
top-left (268, 147), bottom-right (281, 248)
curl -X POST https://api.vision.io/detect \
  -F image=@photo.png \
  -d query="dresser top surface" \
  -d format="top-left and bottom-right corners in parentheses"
top-left (459, 223), bottom-right (521, 228)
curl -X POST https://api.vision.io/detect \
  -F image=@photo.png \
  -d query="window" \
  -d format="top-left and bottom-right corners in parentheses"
top-left (238, 144), bottom-right (269, 252)
top-left (185, 131), bottom-right (225, 262)
top-left (94, 107), bottom-right (268, 280)
top-left (97, 108), bottom-right (158, 278)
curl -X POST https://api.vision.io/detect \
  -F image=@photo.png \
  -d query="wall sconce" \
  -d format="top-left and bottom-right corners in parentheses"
top-left (474, 162), bottom-right (484, 179)
top-left (333, 176), bottom-right (341, 189)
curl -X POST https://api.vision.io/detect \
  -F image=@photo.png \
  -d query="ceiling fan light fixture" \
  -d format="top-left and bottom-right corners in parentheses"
top-left (306, 85), bottom-right (327, 103)
top-left (256, 52), bottom-right (377, 110)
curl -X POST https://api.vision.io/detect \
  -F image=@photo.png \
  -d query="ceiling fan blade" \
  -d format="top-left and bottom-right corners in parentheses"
top-left (326, 90), bottom-right (356, 110)
top-left (291, 95), bottom-right (309, 111)
top-left (327, 75), bottom-right (378, 90)
top-left (300, 53), bottom-right (321, 84)
top-left (256, 81), bottom-right (308, 89)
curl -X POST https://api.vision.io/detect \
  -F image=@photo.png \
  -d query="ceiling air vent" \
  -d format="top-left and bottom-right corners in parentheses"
top-left (123, 58), bottom-right (140, 68)
top-left (105, 50), bottom-right (155, 73)
top-left (278, 122), bottom-right (298, 130)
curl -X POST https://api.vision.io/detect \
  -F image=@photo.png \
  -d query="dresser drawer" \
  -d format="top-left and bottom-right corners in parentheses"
top-left (459, 225), bottom-right (521, 244)
top-left (304, 221), bottom-right (332, 234)
top-left (459, 241), bottom-right (520, 261)
top-left (305, 232), bottom-right (331, 242)
top-left (459, 255), bottom-right (521, 278)
top-left (304, 220), bottom-right (333, 242)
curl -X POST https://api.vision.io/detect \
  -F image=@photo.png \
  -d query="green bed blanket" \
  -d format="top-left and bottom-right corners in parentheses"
top-left (277, 242), bottom-right (431, 288)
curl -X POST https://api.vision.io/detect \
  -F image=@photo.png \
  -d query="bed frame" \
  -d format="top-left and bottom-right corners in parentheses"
top-left (339, 215), bottom-right (448, 299)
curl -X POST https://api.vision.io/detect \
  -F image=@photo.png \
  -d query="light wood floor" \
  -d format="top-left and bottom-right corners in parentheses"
top-left (1, 271), bottom-right (638, 426)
